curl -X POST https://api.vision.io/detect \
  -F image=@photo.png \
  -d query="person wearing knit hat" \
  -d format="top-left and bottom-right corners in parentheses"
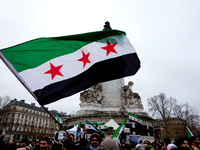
top-left (113, 138), bottom-right (121, 149)
top-left (88, 133), bottom-right (102, 150)
top-left (100, 138), bottom-right (119, 150)
top-left (145, 145), bottom-right (154, 150)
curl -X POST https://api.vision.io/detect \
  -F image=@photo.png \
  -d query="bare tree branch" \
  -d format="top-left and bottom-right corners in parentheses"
top-left (147, 93), bottom-right (177, 137)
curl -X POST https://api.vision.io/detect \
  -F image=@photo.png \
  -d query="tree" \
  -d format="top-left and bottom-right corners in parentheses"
top-left (0, 96), bottom-right (11, 131)
top-left (147, 93), bottom-right (177, 137)
top-left (0, 95), bottom-right (11, 109)
top-left (173, 102), bottom-right (200, 135)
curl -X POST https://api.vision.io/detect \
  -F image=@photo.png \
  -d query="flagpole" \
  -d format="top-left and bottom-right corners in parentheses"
top-left (41, 105), bottom-right (69, 134)
top-left (1, 53), bottom-right (68, 134)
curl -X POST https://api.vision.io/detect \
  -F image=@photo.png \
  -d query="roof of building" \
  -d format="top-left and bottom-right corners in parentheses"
top-left (9, 99), bottom-right (67, 117)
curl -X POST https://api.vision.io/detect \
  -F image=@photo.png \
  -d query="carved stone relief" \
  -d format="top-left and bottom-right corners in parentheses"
top-left (121, 81), bottom-right (143, 108)
top-left (80, 83), bottom-right (104, 104)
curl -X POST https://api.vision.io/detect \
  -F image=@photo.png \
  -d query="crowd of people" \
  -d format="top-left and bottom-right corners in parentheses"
top-left (0, 129), bottom-right (200, 150)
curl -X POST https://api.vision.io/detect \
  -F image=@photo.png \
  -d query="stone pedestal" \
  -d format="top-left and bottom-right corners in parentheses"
top-left (64, 78), bottom-right (154, 142)
top-left (101, 79), bottom-right (124, 109)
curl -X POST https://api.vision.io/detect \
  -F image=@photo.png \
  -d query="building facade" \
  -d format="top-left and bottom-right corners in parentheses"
top-left (0, 99), bottom-right (67, 143)
top-left (153, 117), bottom-right (187, 139)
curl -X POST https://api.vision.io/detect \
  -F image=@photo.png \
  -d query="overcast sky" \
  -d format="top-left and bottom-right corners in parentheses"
top-left (0, 0), bottom-right (200, 115)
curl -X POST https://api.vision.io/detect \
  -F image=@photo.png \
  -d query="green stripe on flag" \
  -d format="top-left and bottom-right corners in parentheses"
top-left (186, 126), bottom-right (193, 139)
top-left (112, 120), bottom-right (126, 139)
top-left (96, 123), bottom-right (109, 129)
top-left (1, 30), bottom-right (125, 73)
top-left (85, 120), bottom-right (105, 137)
top-left (55, 114), bottom-right (62, 123)
top-left (129, 112), bottom-right (142, 123)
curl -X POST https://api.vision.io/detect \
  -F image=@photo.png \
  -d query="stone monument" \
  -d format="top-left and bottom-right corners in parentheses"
top-left (76, 78), bottom-right (144, 115)
top-left (63, 22), bottom-right (154, 141)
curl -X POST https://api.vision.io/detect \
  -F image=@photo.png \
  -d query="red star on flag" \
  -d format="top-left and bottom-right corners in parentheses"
top-left (88, 125), bottom-right (91, 128)
top-left (77, 50), bottom-right (91, 68)
top-left (101, 40), bottom-right (117, 56)
top-left (99, 127), bottom-right (101, 129)
top-left (44, 63), bottom-right (63, 80)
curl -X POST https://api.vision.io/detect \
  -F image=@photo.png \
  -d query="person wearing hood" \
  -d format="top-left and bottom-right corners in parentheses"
top-left (87, 133), bottom-right (102, 150)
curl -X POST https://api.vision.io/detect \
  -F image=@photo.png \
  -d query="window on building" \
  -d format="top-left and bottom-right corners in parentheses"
top-left (10, 119), bottom-right (14, 124)
top-left (33, 117), bottom-right (34, 120)
top-left (29, 116), bottom-right (31, 119)
top-left (13, 107), bottom-right (16, 110)
top-left (30, 110), bottom-right (32, 113)
top-left (12, 113), bottom-right (15, 117)
top-left (135, 123), bottom-right (148, 136)
top-left (22, 114), bottom-right (24, 118)
top-left (18, 113), bottom-right (20, 117)
top-left (36, 117), bottom-right (38, 121)
top-left (149, 126), bottom-right (154, 136)
top-left (19, 127), bottom-right (21, 132)
top-left (26, 115), bottom-right (28, 119)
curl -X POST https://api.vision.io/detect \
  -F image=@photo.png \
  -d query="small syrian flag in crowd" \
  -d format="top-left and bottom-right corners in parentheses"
top-left (0, 29), bottom-right (140, 105)
top-left (85, 120), bottom-right (105, 137)
top-left (2, 127), bottom-right (6, 140)
top-left (186, 126), bottom-right (193, 139)
top-left (76, 123), bottom-right (81, 137)
top-left (158, 131), bottom-right (161, 139)
top-left (55, 114), bottom-right (63, 124)
top-left (129, 112), bottom-right (142, 123)
top-left (112, 119), bottom-right (126, 139)
top-left (95, 123), bottom-right (109, 129)
top-left (2, 127), bottom-right (5, 136)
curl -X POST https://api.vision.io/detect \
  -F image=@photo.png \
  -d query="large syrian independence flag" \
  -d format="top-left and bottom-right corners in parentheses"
top-left (85, 120), bottom-right (105, 137)
top-left (111, 120), bottom-right (126, 139)
top-left (129, 112), bottom-right (142, 123)
top-left (0, 30), bottom-right (140, 105)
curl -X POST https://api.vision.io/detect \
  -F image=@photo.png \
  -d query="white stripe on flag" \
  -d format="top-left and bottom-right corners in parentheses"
top-left (19, 35), bottom-right (135, 91)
